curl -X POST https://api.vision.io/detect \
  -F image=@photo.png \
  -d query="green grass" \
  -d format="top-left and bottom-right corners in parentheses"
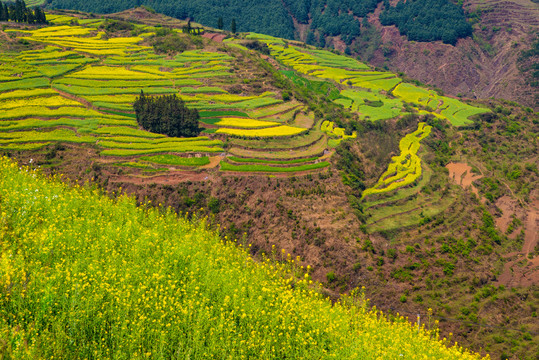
top-left (36, 64), bottom-right (82, 78)
top-left (0, 142), bottom-right (50, 151)
top-left (0, 129), bottom-right (95, 145)
top-left (0, 77), bottom-right (50, 91)
top-left (101, 146), bottom-right (224, 156)
top-left (93, 102), bottom-right (134, 111)
top-left (281, 71), bottom-right (341, 100)
top-left (139, 154), bottom-right (210, 166)
top-left (180, 86), bottom-right (227, 94)
top-left (93, 126), bottom-right (163, 138)
top-left (227, 156), bottom-right (319, 165)
top-left (440, 97), bottom-right (489, 127)
top-left (0, 118), bottom-right (99, 132)
top-left (220, 160), bottom-right (330, 172)
top-left (199, 110), bottom-right (249, 118)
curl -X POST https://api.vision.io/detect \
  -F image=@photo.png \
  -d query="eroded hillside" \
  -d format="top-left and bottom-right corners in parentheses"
top-left (363, 0), bottom-right (539, 110)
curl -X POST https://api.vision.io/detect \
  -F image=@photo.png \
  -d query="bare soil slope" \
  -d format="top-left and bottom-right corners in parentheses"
top-left (368, 0), bottom-right (539, 109)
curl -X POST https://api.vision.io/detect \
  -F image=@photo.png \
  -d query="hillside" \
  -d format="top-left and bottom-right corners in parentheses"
top-left (44, 0), bottom-right (539, 109)
top-left (0, 156), bottom-right (488, 359)
top-left (366, 0), bottom-right (539, 111)
top-left (0, 10), bottom-right (538, 359)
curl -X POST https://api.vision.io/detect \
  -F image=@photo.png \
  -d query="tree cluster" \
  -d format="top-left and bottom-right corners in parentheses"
top-left (0, 0), bottom-right (47, 24)
top-left (380, 0), bottom-right (472, 45)
top-left (48, 0), bottom-right (473, 47)
top-left (133, 92), bottom-right (201, 137)
top-left (50, 0), bottom-right (295, 39)
top-left (47, 0), bottom-right (375, 44)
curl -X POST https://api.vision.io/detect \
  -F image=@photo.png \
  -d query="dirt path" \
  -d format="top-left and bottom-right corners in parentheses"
top-left (55, 89), bottom-right (95, 109)
top-left (200, 155), bottom-right (224, 169)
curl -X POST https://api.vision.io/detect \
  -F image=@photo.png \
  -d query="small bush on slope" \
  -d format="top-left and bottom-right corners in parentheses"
top-left (0, 157), bottom-right (487, 359)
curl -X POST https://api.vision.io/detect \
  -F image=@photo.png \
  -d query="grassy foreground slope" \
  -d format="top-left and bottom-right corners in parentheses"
top-left (0, 156), bottom-right (486, 359)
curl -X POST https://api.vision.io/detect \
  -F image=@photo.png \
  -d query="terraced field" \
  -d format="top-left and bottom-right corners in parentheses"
top-left (0, 16), bottom-right (333, 176)
top-left (237, 34), bottom-right (489, 127)
top-left (0, 15), bottom-right (490, 181)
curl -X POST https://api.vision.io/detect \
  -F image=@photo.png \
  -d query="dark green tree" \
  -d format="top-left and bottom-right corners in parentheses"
top-left (217, 16), bottom-right (223, 30)
top-left (0, 2), bottom-right (7, 21)
top-left (133, 91), bottom-right (201, 138)
top-left (0, 0), bottom-right (47, 24)
top-left (231, 18), bottom-right (236, 33)
top-left (380, 0), bottom-right (472, 45)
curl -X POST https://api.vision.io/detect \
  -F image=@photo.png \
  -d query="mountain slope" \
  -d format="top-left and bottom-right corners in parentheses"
top-left (0, 155), bottom-right (490, 359)
top-left (0, 10), bottom-right (537, 359)
top-left (367, 0), bottom-right (539, 110)
top-left (47, 0), bottom-right (539, 109)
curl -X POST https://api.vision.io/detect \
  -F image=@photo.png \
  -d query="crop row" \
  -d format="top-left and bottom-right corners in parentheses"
top-left (216, 125), bottom-right (306, 137)
top-left (0, 129), bottom-right (95, 145)
top-left (0, 95), bottom-right (83, 110)
top-left (139, 154), bottom-right (210, 166)
top-left (361, 122), bottom-right (432, 199)
top-left (227, 156), bottom-right (319, 165)
top-left (220, 160), bottom-right (330, 172)
top-left (214, 117), bottom-right (280, 128)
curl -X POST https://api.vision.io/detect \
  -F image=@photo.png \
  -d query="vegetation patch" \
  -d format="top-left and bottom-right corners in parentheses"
top-left (362, 122), bottom-right (432, 199)
top-left (216, 125), bottom-right (306, 137)
top-left (139, 154), bottom-right (210, 166)
top-left (220, 160), bottom-right (330, 172)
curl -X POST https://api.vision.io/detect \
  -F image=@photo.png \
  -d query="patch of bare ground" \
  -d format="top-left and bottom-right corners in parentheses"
top-left (200, 155), bottom-right (224, 169)
top-left (202, 33), bottom-right (227, 42)
top-left (494, 195), bottom-right (520, 233)
top-left (446, 162), bottom-right (482, 196)
top-left (497, 198), bottom-right (539, 287)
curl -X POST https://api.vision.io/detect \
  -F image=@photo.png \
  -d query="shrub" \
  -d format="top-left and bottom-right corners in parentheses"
top-left (207, 197), bottom-right (221, 214)
top-left (326, 272), bottom-right (336, 283)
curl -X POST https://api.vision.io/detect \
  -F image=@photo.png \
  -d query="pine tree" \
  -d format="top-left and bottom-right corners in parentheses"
top-left (217, 16), bottom-right (223, 30)
top-left (231, 18), bottom-right (236, 33)
top-left (0, 2), bottom-right (6, 22)
top-left (14, 0), bottom-right (23, 22)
